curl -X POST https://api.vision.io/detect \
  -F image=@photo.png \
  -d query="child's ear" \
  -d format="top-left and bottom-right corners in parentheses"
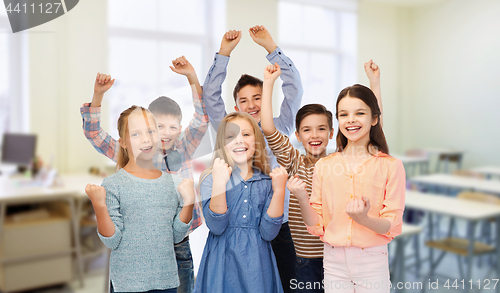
top-left (329, 128), bottom-right (334, 139)
top-left (295, 131), bottom-right (301, 143)
top-left (234, 105), bottom-right (240, 112)
top-left (177, 125), bottom-right (182, 136)
top-left (118, 137), bottom-right (126, 149)
top-left (372, 115), bottom-right (379, 126)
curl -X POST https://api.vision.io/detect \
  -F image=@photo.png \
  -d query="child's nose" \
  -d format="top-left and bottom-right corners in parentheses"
top-left (235, 133), bottom-right (244, 143)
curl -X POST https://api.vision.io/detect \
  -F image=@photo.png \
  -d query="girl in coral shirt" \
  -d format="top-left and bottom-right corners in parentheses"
top-left (289, 84), bottom-right (405, 293)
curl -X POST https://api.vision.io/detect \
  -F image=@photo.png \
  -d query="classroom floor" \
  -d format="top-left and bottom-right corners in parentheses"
top-left (23, 220), bottom-right (497, 293)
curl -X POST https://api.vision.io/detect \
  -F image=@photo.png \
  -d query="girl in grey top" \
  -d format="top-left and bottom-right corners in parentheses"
top-left (85, 105), bottom-right (195, 293)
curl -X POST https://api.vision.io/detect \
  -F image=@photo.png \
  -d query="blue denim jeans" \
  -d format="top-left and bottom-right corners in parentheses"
top-left (271, 222), bottom-right (297, 293)
top-left (295, 257), bottom-right (324, 293)
top-left (175, 237), bottom-right (194, 293)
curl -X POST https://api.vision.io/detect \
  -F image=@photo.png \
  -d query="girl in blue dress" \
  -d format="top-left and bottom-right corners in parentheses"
top-left (194, 112), bottom-right (288, 293)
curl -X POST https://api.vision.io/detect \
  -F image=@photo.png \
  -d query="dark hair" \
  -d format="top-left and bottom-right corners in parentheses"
top-left (335, 84), bottom-right (389, 154)
top-left (295, 104), bottom-right (333, 132)
top-left (148, 96), bottom-right (182, 120)
top-left (233, 74), bottom-right (263, 103)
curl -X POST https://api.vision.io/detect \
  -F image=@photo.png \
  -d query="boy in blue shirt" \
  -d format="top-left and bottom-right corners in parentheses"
top-left (203, 25), bottom-right (303, 293)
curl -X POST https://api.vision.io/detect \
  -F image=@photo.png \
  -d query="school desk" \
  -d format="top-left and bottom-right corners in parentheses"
top-left (405, 190), bottom-right (500, 293)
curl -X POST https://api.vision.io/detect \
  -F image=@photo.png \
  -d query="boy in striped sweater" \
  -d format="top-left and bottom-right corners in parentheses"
top-left (260, 60), bottom-right (382, 292)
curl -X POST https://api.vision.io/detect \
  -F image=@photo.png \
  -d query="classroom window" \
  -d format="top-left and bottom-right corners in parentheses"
top-left (0, 11), bottom-right (28, 146)
top-left (278, 0), bottom-right (357, 150)
top-left (107, 0), bottom-right (225, 138)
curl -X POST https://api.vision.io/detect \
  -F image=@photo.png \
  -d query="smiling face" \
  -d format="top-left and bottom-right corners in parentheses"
top-left (223, 118), bottom-right (256, 168)
top-left (155, 114), bottom-right (182, 151)
top-left (295, 114), bottom-right (334, 158)
top-left (123, 112), bottom-right (159, 164)
top-left (337, 96), bottom-right (378, 147)
top-left (234, 85), bottom-right (263, 122)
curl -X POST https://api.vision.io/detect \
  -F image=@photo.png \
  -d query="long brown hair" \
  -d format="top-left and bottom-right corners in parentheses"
top-left (335, 84), bottom-right (389, 154)
top-left (200, 112), bottom-right (271, 183)
top-left (116, 105), bottom-right (155, 169)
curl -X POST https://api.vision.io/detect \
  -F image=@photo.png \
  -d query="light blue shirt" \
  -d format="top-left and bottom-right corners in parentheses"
top-left (202, 47), bottom-right (304, 221)
top-left (194, 167), bottom-right (284, 293)
top-left (98, 169), bottom-right (192, 292)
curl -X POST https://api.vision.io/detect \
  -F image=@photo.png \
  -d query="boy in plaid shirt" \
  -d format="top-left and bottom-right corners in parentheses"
top-left (81, 56), bottom-right (208, 293)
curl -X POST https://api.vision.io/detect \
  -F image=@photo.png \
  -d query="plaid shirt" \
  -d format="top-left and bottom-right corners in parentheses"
top-left (80, 90), bottom-right (209, 232)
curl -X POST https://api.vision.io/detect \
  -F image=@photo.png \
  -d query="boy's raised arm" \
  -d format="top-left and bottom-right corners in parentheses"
top-left (203, 30), bottom-right (242, 129)
top-left (261, 63), bottom-right (281, 136)
top-left (81, 73), bottom-right (120, 162)
top-left (169, 56), bottom-right (209, 157)
top-left (250, 25), bottom-right (303, 136)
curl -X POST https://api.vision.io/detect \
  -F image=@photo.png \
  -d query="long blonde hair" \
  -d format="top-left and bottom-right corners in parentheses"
top-left (116, 105), bottom-right (157, 169)
top-left (200, 112), bottom-right (270, 183)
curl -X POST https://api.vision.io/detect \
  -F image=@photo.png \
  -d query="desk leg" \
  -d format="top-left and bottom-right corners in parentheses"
top-left (428, 212), bottom-right (435, 291)
top-left (465, 221), bottom-right (477, 293)
top-left (0, 203), bottom-right (5, 251)
top-left (68, 198), bottom-right (84, 287)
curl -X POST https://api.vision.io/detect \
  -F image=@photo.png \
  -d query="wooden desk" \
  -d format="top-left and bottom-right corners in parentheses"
top-left (405, 190), bottom-right (500, 293)
top-left (410, 173), bottom-right (500, 195)
top-left (0, 174), bottom-right (104, 292)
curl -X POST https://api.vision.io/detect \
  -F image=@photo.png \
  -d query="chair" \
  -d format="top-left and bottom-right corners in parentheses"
top-left (436, 153), bottom-right (463, 173)
top-left (453, 169), bottom-right (485, 180)
top-left (404, 149), bottom-right (430, 176)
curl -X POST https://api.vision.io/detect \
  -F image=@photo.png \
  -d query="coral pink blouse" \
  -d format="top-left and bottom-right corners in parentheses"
top-left (307, 152), bottom-right (405, 248)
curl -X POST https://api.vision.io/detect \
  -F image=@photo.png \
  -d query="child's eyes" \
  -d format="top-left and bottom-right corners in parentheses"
top-left (255, 97), bottom-right (260, 101)
top-left (170, 127), bottom-right (178, 130)
top-left (158, 125), bottom-right (163, 129)
top-left (319, 128), bottom-right (326, 131)
top-left (149, 130), bottom-right (156, 134)
top-left (339, 114), bottom-right (347, 117)
top-left (227, 135), bottom-right (233, 139)
top-left (240, 100), bottom-right (246, 104)
top-left (357, 112), bottom-right (365, 115)
top-left (243, 133), bottom-right (250, 136)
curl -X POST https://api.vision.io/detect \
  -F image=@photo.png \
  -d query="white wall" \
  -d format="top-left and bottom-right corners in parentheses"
top-left (401, 0), bottom-right (500, 168)
top-left (358, 0), bottom-right (500, 168)
top-left (357, 2), bottom-right (410, 153)
top-left (225, 0), bottom-right (280, 115)
top-left (27, 0), bottom-right (500, 172)
top-left (29, 0), bottom-right (109, 173)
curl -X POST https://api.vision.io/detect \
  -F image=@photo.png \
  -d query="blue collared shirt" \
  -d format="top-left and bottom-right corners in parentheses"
top-left (202, 47), bottom-right (304, 221)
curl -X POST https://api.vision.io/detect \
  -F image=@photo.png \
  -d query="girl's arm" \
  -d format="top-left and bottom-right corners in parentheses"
top-left (172, 179), bottom-right (194, 243)
top-left (176, 178), bottom-right (196, 224)
top-left (259, 167), bottom-right (287, 241)
top-left (200, 161), bottom-right (232, 236)
top-left (208, 158), bottom-right (232, 214)
top-left (347, 160), bottom-right (406, 236)
top-left (266, 167), bottom-right (287, 218)
top-left (85, 181), bottom-right (123, 250)
top-left (346, 197), bottom-right (391, 234)
top-left (364, 60), bottom-right (383, 127)
top-left (261, 63), bottom-right (281, 136)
